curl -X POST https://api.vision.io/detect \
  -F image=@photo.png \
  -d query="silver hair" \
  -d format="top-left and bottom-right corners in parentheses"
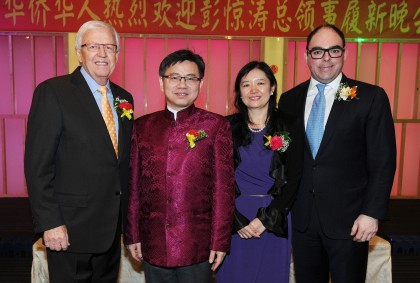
top-left (74, 20), bottom-right (120, 51)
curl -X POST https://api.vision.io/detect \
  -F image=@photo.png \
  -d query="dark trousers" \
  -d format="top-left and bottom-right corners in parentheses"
top-left (47, 208), bottom-right (122, 283)
top-left (143, 260), bottom-right (213, 283)
top-left (46, 230), bottom-right (121, 283)
top-left (292, 204), bottom-right (368, 283)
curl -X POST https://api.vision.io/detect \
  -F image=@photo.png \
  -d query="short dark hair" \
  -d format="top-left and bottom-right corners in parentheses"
top-left (306, 24), bottom-right (346, 50)
top-left (234, 61), bottom-right (277, 125)
top-left (159, 49), bottom-right (205, 78)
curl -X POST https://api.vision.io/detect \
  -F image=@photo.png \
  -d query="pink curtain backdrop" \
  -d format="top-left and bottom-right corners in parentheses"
top-left (286, 39), bottom-right (420, 197)
top-left (0, 33), bottom-right (418, 197)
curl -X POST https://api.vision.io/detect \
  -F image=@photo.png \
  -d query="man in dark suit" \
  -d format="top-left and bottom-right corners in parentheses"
top-left (279, 24), bottom-right (396, 283)
top-left (24, 20), bottom-right (133, 282)
top-left (124, 49), bottom-right (235, 283)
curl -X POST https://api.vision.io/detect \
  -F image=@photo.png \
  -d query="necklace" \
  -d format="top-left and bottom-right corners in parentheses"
top-left (248, 123), bottom-right (266, 133)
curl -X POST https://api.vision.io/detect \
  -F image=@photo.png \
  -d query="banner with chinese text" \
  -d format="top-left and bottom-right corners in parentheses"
top-left (1, 0), bottom-right (419, 38)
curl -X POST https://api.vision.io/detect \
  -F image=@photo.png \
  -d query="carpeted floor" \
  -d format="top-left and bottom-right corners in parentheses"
top-left (0, 238), bottom-right (420, 282)
top-left (1, 198), bottom-right (419, 282)
top-left (0, 235), bottom-right (33, 283)
top-left (0, 257), bottom-right (31, 283)
top-left (392, 255), bottom-right (420, 283)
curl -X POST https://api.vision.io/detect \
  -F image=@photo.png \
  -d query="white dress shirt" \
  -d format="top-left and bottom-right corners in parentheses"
top-left (304, 73), bottom-right (342, 130)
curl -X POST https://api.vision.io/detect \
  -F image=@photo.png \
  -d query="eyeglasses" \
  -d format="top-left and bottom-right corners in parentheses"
top-left (81, 43), bottom-right (118, 53)
top-left (162, 75), bottom-right (202, 85)
top-left (307, 47), bottom-right (344, 59)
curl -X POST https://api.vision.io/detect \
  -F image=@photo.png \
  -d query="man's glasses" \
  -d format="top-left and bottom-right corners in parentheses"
top-left (307, 47), bottom-right (345, 59)
top-left (81, 43), bottom-right (118, 53)
top-left (162, 75), bottom-right (202, 85)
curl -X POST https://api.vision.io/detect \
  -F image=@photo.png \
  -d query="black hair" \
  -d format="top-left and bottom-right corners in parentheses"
top-left (234, 61), bottom-right (278, 146)
top-left (306, 24), bottom-right (346, 50)
top-left (159, 49), bottom-right (205, 78)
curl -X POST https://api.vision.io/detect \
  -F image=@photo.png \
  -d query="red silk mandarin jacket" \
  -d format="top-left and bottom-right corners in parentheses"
top-left (125, 105), bottom-right (235, 267)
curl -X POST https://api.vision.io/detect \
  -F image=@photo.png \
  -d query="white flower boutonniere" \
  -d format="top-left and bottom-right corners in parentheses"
top-left (336, 83), bottom-right (359, 101)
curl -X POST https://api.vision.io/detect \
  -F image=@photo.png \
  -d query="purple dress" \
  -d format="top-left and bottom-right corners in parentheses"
top-left (216, 129), bottom-right (292, 283)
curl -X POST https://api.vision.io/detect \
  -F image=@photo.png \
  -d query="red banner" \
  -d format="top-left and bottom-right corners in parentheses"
top-left (1, 0), bottom-right (419, 38)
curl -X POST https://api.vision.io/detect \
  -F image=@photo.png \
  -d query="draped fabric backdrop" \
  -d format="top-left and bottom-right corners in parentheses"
top-left (0, 0), bottom-right (419, 197)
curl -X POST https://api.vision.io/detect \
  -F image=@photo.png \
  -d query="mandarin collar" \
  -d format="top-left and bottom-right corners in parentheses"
top-left (164, 104), bottom-right (196, 121)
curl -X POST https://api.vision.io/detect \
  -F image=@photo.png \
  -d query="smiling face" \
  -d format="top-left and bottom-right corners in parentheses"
top-left (76, 27), bottom-right (118, 86)
top-left (305, 26), bottom-right (346, 84)
top-left (239, 68), bottom-right (275, 111)
top-left (159, 60), bottom-right (203, 111)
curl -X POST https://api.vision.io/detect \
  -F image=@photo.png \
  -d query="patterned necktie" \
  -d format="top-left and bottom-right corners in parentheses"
top-left (306, 83), bottom-right (326, 158)
top-left (98, 86), bottom-right (118, 157)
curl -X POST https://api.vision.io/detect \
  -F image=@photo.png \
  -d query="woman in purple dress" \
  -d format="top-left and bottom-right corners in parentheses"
top-left (216, 61), bottom-right (303, 283)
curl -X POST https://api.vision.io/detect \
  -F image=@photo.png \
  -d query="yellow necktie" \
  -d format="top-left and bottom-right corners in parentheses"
top-left (98, 86), bottom-right (118, 157)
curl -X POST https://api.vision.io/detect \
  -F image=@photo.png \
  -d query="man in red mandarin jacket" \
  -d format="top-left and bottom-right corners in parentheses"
top-left (124, 49), bottom-right (235, 283)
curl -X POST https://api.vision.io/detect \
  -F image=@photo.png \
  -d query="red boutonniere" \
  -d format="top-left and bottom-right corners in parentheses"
top-left (336, 83), bottom-right (358, 101)
top-left (186, 129), bottom-right (207, 150)
top-left (114, 97), bottom-right (134, 120)
top-left (264, 131), bottom-right (291, 152)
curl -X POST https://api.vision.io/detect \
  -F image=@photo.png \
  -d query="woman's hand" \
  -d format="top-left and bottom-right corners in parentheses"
top-left (237, 218), bottom-right (266, 239)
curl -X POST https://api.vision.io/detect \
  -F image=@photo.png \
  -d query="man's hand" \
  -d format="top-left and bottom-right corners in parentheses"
top-left (209, 250), bottom-right (226, 271)
top-left (43, 225), bottom-right (70, 251)
top-left (350, 214), bottom-right (378, 242)
top-left (127, 243), bottom-right (143, 262)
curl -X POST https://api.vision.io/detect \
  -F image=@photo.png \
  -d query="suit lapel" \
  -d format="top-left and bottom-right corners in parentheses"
top-left (317, 99), bottom-right (347, 156)
top-left (316, 76), bottom-right (351, 157)
top-left (296, 82), bottom-right (314, 158)
top-left (110, 83), bottom-right (126, 162)
top-left (71, 68), bottom-right (119, 157)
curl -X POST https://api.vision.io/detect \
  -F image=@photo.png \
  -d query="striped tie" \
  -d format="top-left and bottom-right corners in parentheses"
top-left (98, 86), bottom-right (118, 157)
top-left (306, 83), bottom-right (326, 158)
